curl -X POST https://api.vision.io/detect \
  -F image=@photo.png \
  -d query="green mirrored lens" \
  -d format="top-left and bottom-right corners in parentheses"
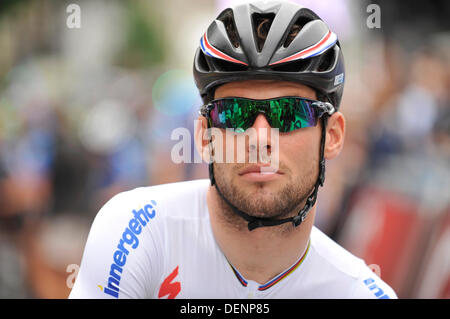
top-left (270, 98), bottom-right (317, 132)
top-left (209, 97), bottom-right (317, 132)
top-left (210, 98), bottom-right (254, 131)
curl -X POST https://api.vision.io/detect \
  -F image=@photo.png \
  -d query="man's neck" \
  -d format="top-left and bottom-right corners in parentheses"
top-left (206, 186), bottom-right (314, 285)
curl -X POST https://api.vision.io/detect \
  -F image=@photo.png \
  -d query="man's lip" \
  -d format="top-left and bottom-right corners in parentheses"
top-left (238, 165), bottom-right (282, 175)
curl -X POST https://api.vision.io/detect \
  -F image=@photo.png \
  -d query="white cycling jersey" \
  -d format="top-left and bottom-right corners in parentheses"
top-left (69, 179), bottom-right (397, 299)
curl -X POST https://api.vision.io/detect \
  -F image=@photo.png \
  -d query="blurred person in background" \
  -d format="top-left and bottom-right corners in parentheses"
top-left (21, 214), bottom-right (90, 298)
top-left (0, 0), bottom-right (191, 298)
top-left (332, 0), bottom-right (450, 298)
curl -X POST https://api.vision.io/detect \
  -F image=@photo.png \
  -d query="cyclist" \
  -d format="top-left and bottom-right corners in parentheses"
top-left (70, 1), bottom-right (397, 299)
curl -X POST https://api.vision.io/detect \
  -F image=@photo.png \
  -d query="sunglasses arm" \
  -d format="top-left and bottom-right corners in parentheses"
top-left (312, 101), bottom-right (335, 117)
top-left (199, 103), bottom-right (213, 118)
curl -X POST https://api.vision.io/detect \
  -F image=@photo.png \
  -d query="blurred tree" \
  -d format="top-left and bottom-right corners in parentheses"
top-left (116, 1), bottom-right (166, 68)
top-left (0, 0), bottom-right (31, 16)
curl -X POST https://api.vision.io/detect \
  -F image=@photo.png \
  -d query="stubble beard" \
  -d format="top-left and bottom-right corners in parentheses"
top-left (213, 160), bottom-right (318, 233)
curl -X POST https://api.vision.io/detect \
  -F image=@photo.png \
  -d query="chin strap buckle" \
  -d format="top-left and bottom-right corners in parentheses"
top-left (292, 215), bottom-right (304, 227)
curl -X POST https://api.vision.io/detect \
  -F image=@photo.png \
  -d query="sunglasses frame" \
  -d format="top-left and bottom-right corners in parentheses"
top-left (199, 96), bottom-right (335, 132)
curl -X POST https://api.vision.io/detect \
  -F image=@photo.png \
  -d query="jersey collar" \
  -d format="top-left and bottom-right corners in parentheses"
top-left (228, 240), bottom-right (311, 291)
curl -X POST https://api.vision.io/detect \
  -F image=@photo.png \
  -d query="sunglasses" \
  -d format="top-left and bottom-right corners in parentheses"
top-left (200, 96), bottom-right (335, 133)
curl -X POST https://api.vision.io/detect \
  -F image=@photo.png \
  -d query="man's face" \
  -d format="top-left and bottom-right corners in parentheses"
top-left (210, 80), bottom-right (321, 221)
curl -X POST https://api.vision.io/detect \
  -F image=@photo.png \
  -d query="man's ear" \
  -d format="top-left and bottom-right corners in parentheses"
top-left (194, 116), bottom-right (213, 163)
top-left (324, 112), bottom-right (345, 160)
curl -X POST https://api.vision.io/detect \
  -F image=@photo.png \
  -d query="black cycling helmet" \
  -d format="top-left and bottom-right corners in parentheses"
top-left (193, 0), bottom-right (345, 108)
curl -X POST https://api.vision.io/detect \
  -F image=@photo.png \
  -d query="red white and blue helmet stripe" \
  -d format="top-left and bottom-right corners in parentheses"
top-left (200, 33), bottom-right (248, 66)
top-left (200, 30), bottom-right (337, 67)
top-left (270, 30), bottom-right (338, 66)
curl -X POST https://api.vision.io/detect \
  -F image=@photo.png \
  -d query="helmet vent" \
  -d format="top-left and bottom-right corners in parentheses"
top-left (217, 9), bottom-right (240, 48)
top-left (270, 58), bottom-right (311, 72)
top-left (213, 58), bottom-right (248, 72)
top-left (317, 47), bottom-right (336, 72)
top-left (283, 15), bottom-right (313, 48)
top-left (197, 50), bottom-right (210, 72)
top-left (252, 13), bottom-right (275, 52)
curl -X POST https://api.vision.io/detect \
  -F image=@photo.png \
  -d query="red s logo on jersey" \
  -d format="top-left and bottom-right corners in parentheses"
top-left (158, 266), bottom-right (181, 299)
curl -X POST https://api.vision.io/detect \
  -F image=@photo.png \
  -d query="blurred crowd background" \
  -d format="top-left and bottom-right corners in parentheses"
top-left (0, 0), bottom-right (448, 299)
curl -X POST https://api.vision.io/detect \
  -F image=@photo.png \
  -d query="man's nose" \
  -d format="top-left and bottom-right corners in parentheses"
top-left (249, 113), bottom-right (272, 155)
top-left (252, 113), bottom-right (272, 131)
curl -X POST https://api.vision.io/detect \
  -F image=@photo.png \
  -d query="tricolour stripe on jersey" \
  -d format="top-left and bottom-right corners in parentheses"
top-left (258, 240), bottom-right (311, 291)
top-left (269, 31), bottom-right (337, 66)
top-left (228, 240), bottom-right (310, 290)
top-left (230, 266), bottom-right (248, 287)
